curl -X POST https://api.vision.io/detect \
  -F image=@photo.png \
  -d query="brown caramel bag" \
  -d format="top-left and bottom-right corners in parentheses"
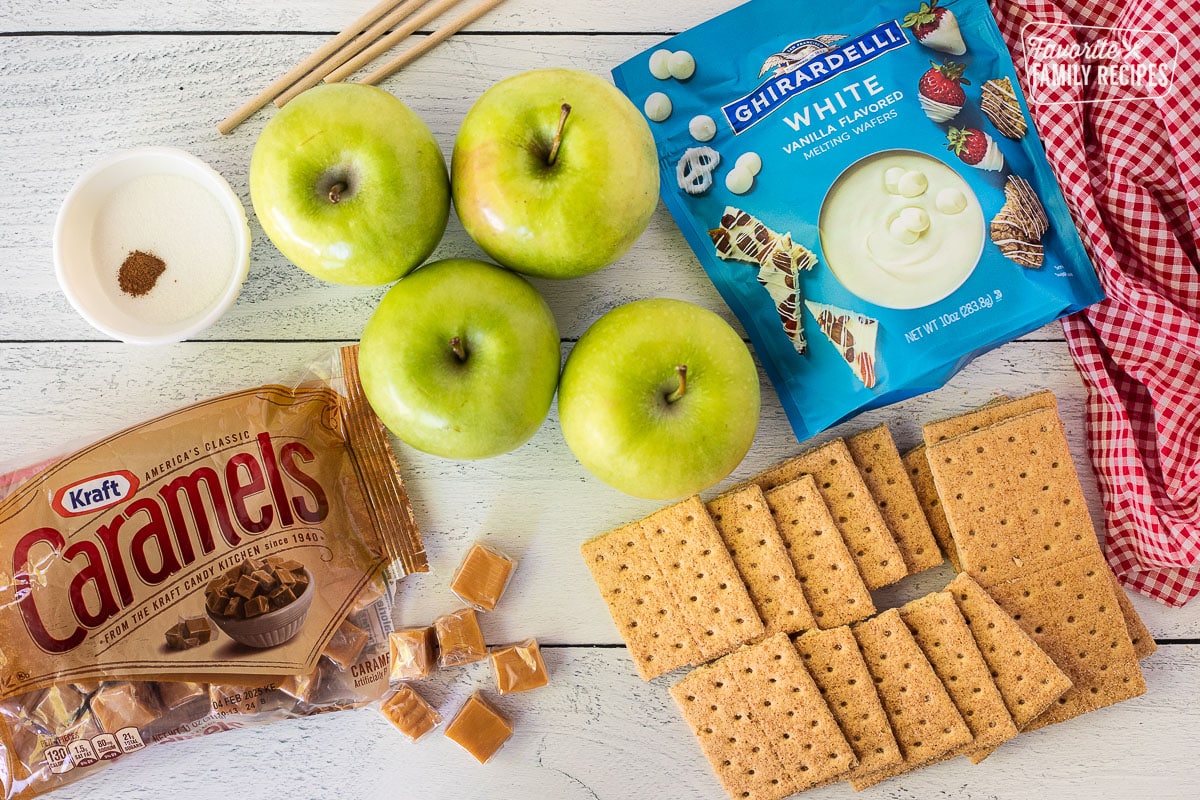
top-left (0, 346), bottom-right (425, 798)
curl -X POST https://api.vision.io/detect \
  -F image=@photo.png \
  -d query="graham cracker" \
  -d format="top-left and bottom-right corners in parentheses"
top-left (582, 520), bottom-right (698, 680)
top-left (708, 486), bottom-right (817, 637)
top-left (921, 390), bottom-right (1054, 444)
top-left (671, 659), bottom-right (797, 800)
top-left (946, 573), bottom-right (1072, 763)
top-left (846, 425), bottom-right (942, 575)
top-left (924, 393), bottom-right (1153, 656)
top-left (1110, 571), bottom-right (1157, 660)
top-left (749, 439), bottom-right (907, 589)
top-left (849, 609), bottom-right (972, 791)
top-left (926, 407), bottom-right (1102, 587)
top-left (641, 496), bottom-right (765, 662)
top-left (723, 633), bottom-right (857, 791)
top-left (899, 592), bottom-right (1018, 761)
top-left (986, 551), bottom-right (1146, 731)
top-left (794, 627), bottom-right (902, 783)
top-left (901, 444), bottom-right (961, 571)
top-left (946, 574), bottom-right (1072, 722)
top-left (763, 476), bottom-right (875, 629)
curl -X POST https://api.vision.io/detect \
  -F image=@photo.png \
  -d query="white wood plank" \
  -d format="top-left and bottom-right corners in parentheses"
top-left (2, 3), bottom-right (1195, 799)
top-left (1, 0), bottom-right (732, 33)
top-left (40, 644), bottom-right (1200, 800)
top-left (1, 340), bottom-right (1196, 639)
top-left (0, 33), bottom-right (1068, 343)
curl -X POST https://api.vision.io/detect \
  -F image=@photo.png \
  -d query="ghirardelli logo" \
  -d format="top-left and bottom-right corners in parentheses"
top-left (758, 35), bottom-right (848, 78)
top-left (51, 471), bottom-right (140, 518)
top-left (724, 21), bottom-right (909, 134)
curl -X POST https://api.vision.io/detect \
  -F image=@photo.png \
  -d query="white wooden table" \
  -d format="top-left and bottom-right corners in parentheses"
top-left (1, 2), bottom-right (1198, 798)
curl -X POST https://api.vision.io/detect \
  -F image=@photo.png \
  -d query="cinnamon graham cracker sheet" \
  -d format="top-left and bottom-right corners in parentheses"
top-left (763, 476), bottom-right (875, 629)
top-left (582, 496), bottom-right (763, 680)
top-left (793, 626), bottom-right (902, 785)
top-left (902, 444), bottom-right (961, 570)
top-left (898, 592), bottom-right (1017, 761)
top-left (670, 632), bottom-right (856, 800)
top-left (708, 485), bottom-right (817, 638)
top-left (946, 573), bottom-right (1072, 762)
top-left (926, 403), bottom-right (1148, 731)
top-left (747, 439), bottom-right (907, 589)
top-left (926, 398), bottom-right (1152, 662)
top-left (927, 406), bottom-right (1101, 585)
top-left (846, 424), bottom-right (942, 575)
top-left (849, 609), bottom-right (972, 790)
top-left (986, 551), bottom-right (1146, 731)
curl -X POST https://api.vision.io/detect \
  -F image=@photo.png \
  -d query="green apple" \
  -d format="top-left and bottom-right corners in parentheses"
top-left (558, 299), bottom-right (760, 499)
top-left (249, 83), bottom-right (449, 286)
top-left (359, 258), bottom-right (560, 459)
top-left (451, 68), bottom-right (659, 279)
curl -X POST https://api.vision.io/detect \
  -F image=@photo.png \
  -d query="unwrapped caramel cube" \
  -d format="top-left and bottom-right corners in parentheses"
top-left (444, 691), bottom-right (513, 763)
top-left (451, 542), bottom-right (515, 612)
top-left (389, 626), bottom-right (438, 681)
top-left (380, 684), bottom-right (441, 742)
top-left (490, 639), bottom-right (549, 695)
top-left (435, 608), bottom-right (489, 668)
top-left (165, 616), bottom-right (215, 650)
top-left (324, 618), bottom-right (370, 670)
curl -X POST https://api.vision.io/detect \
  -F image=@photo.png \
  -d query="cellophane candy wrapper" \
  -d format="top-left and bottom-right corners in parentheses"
top-left (0, 346), bottom-right (425, 799)
top-left (613, 0), bottom-right (1103, 442)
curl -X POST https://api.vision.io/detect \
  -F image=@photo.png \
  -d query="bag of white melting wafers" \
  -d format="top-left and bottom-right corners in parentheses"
top-left (613, 0), bottom-right (1102, 442)
top-left (0, 346), bottom-right (424, 798)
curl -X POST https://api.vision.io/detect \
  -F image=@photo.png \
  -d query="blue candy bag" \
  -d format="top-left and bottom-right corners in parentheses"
top-left (613, 0), bottom-right (1102, 442)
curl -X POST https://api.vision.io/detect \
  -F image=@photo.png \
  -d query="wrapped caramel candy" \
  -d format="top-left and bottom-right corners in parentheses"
top-left (379, 684), bottom-right (441, 742)
top-left (389, 626), bottom-right (438, 681)
top-left (89, 683), bottom-right (164, 733)
top-left (435, 608), bottom-right (489, 668)
top-left (450, 542), bottom-right (515, 612)
top-left (490, 639), bottom-right (549, 695)
top-left (444, 691), bottom-right (513, 764)
top-left (323, 619), bottom-right (371, 670)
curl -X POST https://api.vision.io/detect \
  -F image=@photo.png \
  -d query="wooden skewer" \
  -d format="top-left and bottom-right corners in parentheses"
top-left (358, 0), bottom-right (509, 86)
top-left (216, 0), bottom-right (406, 135)
top-left (323, 0), bottom-right (471, 85)
top-left (273, 0), bottom-right (433, 109)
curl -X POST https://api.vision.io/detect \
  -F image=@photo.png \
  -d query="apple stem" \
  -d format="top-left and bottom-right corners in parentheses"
top-left (449, 336), bottom-right (467, 362)
top-left (547, 103), bottom-right (572, 167)
top-left (328, 182), bottom-right (347, 204)
top-left (666, 365), bottom-right (688, 404)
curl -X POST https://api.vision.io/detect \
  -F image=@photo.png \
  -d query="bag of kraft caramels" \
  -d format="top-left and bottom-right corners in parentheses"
top-left (0, 346), bottom-right (426, 799)
top-left (613, 0), bottom-right (1103, 443)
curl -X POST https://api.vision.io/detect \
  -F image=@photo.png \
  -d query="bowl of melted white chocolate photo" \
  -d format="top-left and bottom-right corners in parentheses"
top-left (53, 146), bottom-right (251, 344)
top-left (818, 148), bottom-right (985, 310)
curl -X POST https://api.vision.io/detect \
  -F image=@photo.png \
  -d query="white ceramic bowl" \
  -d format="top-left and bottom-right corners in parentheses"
top-left (207, 569), bottom-right (316, 649)
top-left (53, 147), bottom-right (251, 344)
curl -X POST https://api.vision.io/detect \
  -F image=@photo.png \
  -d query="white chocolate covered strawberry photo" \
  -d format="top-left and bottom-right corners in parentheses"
top-left (946, 126), bottom-right (1004, 171)
top-left (917, 60), bottom-right (968, 122)
top-left (902, 0), bottom-right (966, 55)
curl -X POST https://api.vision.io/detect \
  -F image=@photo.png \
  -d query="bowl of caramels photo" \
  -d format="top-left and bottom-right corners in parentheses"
top-left (205, 556), bottom-right (315, 648)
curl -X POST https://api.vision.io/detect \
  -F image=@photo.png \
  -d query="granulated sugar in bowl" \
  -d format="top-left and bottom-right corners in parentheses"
top-left (54, 147), bottom-right (251, 344)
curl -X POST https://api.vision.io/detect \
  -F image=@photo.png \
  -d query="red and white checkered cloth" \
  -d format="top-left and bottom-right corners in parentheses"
top-left (992, 0), bottom-right (1200, 605)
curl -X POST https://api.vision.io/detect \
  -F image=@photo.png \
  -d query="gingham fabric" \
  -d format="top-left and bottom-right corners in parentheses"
top-left (991, 0), bottom-right (1200, 605)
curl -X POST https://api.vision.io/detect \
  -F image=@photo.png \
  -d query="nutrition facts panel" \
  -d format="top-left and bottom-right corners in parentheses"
top-left (0, 2), bottom-right (1197, 799)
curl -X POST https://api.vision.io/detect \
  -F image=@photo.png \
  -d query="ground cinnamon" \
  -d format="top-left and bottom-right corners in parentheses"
top-left (118, 250), bottom-right (166, 297)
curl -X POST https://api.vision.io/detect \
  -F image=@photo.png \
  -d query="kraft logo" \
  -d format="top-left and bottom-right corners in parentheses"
top-left (51, 471), bottom-right (140, 518)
